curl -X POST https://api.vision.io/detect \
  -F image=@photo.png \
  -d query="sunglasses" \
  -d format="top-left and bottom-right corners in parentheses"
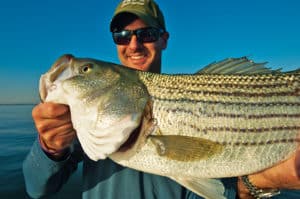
top-left (112, 27), bottom-right (165, 45)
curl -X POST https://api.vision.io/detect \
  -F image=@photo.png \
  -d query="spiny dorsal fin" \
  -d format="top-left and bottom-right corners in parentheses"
top-left (197, 56), bottom-right (281, 75)
top-left (171, 176), bottom-right (226, 199)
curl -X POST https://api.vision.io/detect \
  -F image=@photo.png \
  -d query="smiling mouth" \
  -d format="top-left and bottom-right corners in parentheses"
top-left (128, 55), bottom-right (148, 66)
top-left (130, 55), bottom-right (145, 60)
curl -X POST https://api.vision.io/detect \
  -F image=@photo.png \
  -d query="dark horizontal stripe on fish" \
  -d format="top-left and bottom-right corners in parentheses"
top-left (218, 138), bottom-right (300, 146)
top-left (155, 87), bottom-right (299, 98)
top-left (157, 81), bottom-right (295, 90)
top-left (153, 96), bottom-right (300, 107)
top-left (177, 122), bottom-right (300, 133)
top-left (164, 107), bottom-right (300, 119)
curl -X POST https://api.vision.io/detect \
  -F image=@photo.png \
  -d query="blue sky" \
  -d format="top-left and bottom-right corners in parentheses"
top-left (0, 0), bottom-right (299, 104)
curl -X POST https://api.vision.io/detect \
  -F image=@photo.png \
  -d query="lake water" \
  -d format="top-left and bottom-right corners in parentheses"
top-left (0, 105), bottom-right (82, 199)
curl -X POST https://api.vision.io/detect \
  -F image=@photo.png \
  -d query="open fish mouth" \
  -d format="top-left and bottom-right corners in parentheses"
top-left (39, 54), bottom-right (75, 101)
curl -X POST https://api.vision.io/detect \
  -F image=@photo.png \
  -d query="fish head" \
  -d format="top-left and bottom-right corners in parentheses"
top-left (39, 54), bottom-right (151, 160)
top-left (40, 53), bottom-right (151, 118)
top-left (40, 54), bottom-right (126, 102)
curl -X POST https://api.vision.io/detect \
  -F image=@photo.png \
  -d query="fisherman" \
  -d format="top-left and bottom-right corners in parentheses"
top-left (23, 0), bottom-right (300, 198)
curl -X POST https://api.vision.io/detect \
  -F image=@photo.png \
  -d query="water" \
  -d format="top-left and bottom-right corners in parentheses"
top-left (0, 105), bottom-right (82, 199)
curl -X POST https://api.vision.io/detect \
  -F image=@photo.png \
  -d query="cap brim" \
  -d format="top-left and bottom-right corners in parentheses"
top-left (110, 11), bottom-right (159, 32)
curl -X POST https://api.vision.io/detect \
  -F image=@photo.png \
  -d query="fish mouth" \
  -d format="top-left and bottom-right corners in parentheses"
top-left (39, 54), bottom-right (74, 101)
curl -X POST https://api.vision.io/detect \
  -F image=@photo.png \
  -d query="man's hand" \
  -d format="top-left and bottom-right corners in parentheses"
top-left (32, 102), bottom-right (76, 159)
top-left (238, 148), bottom-right (300, 198)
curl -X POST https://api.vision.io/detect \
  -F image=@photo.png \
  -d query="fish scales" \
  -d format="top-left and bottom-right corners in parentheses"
top-left (40, 55), bottom-right (300, 198)
top-left (113, 71), bottom-right (300, 177)
top-left (139, 72), bottom-right (299, 100)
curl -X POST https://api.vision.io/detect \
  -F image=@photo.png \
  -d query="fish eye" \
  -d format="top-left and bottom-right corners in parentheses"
top-left (81, 64), bottom-right (93, 73)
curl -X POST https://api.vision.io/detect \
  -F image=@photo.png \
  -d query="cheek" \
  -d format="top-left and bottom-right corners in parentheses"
top-left (116, 46), bottom-right (125, 55)
top-left (150, 46), bottom-right (163, 60)
top-left (148, 42), bottom-right (163, 55)
top-left (116, 47), bottom-right (126, 62)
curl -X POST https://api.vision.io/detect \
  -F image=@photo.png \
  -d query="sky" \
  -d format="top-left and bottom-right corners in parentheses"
top-left (0, 0), bottom-right (299, 104)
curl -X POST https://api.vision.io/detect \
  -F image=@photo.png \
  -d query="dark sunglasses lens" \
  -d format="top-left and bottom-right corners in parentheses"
top-left (113, 30), bottom-right (132, 45)
top-left (137, 28), bottom-right (160, 43)
top-left (113, 28), bottom-right (162, 45)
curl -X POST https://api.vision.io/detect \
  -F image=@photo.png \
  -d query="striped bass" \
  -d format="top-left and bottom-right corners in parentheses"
top-left (39, 54), bottom-right (300, 199)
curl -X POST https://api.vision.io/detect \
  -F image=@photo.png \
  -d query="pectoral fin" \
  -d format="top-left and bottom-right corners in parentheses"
top-left (149, 135), bottom-right (223, 161)
top-left (171, 176), bottom-right (225, 199)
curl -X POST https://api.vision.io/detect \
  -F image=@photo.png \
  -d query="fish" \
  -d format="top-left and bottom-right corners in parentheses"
top-left (39, 54), bottom-right (300, 199)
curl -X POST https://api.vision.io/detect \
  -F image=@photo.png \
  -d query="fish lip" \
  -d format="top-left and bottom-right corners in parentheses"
top-left (49, 54), bottom-right (74, 82)
top-left (39, 75), bottom-right (47, 102)
top-left (39, 54), bottom-right (74, 101)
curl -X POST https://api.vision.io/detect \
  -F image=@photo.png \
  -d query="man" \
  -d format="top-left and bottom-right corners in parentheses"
top-left (23, 0), bottom-right (300, 199)
top-left (22, 1), bottom-right (234, 198)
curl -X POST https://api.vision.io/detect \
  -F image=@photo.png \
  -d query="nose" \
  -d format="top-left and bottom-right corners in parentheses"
top-left (128, 35), bottom-right (143, 50)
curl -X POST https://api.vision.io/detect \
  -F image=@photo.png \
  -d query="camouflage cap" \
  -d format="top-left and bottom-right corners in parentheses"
top-left (110, 0), bottom-right (166, 32)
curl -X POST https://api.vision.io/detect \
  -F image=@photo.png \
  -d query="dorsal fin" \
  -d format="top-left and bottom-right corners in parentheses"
top-left (196, 57), bottom-right (281, 75)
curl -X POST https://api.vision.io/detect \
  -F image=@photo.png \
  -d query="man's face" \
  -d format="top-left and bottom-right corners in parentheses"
top-left (116, 18), bottom-right (168, 73)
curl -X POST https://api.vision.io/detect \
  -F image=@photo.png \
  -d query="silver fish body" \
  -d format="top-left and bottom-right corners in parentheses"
top-left (114, 70), bottom-right (300, 176)
top-left (40, 55), bottom-right (300, 199)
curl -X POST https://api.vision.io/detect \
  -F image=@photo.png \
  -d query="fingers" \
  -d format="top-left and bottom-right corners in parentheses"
top-left (237, 178), bottom-right (253, 199)
top-left (32, 102), bottom-right (76, 152)
top-left (41, 124), bottom-right (76, 150)
top-left (32, 102), bottom-right (70, 120)
top-left (35, 113), bottom-right (72, 135)
top-left (295, 147), bottom-right (300, 178)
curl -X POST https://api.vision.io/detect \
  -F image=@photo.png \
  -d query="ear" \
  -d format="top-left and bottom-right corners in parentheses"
top-left (160, 32), bottom-right (169, 50)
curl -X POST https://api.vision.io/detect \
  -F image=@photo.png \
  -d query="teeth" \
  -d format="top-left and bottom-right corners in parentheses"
top-left (130, 55), bottom-right (144, 60)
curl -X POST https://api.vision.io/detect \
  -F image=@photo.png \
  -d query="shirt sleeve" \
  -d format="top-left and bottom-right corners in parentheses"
top-left (22, 138), bottom-right (82, 198)
top-left (184, 177), bottom-right (237, 199)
